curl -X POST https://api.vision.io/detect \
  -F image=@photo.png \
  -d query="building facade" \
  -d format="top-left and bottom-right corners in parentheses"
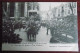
top-left (2, 2), bottom-right (39, 20)
top-left (52, 2), bottom-right (77, 19)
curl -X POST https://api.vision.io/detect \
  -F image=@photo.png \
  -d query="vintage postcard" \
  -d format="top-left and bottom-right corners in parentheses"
top-left (2, 2), bottom-right (79, 51)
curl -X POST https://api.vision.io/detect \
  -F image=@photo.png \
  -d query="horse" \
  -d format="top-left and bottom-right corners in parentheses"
top-left (27, 21), bottom-right (37, 41)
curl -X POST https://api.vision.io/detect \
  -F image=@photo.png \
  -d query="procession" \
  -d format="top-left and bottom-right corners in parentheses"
top-left (2, 14), bottom-right (51, 43)
top-left (2, 2), bottom-right (78, 43)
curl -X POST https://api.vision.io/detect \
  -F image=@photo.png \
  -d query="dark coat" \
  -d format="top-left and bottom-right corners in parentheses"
top-left (27, 22), bottom-right (37, 36)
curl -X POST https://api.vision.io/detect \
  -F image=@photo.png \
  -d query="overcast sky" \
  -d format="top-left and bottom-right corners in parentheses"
top-left (38, 2), bottom-right (67, 20)
top-left (38, 2), bottom-right (66, 11)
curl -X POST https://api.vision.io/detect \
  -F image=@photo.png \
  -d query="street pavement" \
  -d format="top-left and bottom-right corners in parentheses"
top-left (14, 26), bottom-right (52, 43)
top-left (14, 26), bottom-right (74, 43)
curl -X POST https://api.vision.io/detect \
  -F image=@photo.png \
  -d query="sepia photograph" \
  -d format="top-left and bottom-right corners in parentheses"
top-left (2, 2), bottom-right (78, 51)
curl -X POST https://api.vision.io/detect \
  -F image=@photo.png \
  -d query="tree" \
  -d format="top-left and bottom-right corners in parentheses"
top-left (2, 3), bottom-right (7, 17)
top-left (69, 2), bottom-right (76, 15)
top-left (2, 2), bottom-right (10, 18)
top-left (61, 6), bottom-right (64, 17)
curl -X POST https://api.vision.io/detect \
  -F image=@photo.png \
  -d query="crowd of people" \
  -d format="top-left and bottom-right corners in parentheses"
top-left (2, 14), bottom-right (41, 43)
top-left (49, 15), bottom-right (77, 43)
top-left (2, 14), bottom-right (76, 43)
top-left (2, 19), bottom-right (22, 43)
